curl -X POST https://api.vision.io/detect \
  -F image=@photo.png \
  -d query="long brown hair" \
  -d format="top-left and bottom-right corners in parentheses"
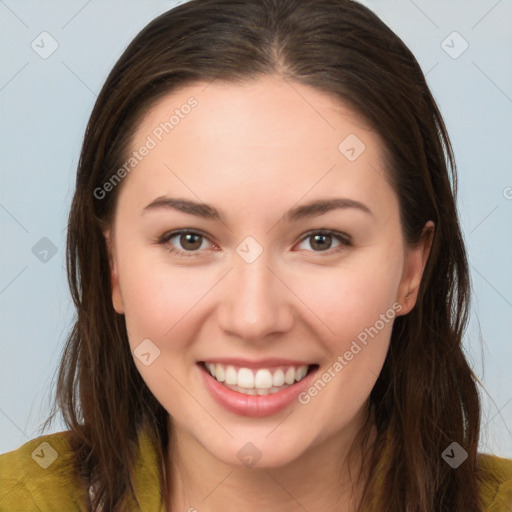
top-left (43, 0), bottom-right (483, 510)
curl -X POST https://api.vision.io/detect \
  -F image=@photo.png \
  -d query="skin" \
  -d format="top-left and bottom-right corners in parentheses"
top-left (104, 75), bottom-right (433, 511)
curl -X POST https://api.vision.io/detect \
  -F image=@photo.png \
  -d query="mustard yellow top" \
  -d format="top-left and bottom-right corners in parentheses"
top-left (1, 429), bottom-right (511, 511)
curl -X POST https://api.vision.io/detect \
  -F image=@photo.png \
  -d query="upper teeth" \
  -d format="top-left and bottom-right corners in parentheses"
top-left (204, 363), bottom-right (309, 389)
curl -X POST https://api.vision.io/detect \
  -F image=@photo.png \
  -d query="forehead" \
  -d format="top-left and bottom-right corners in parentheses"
top-left (121, 75), bottom-right (395, 222)
top-left (135, 75), bottom-right (375, 154)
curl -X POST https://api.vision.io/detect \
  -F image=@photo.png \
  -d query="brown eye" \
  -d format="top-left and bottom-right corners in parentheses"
top-left (309, 234), bottom-right (333, 251)
top-left (179, 233), bottom-right (203, 251)
top-left (296, 230), bottom-right (351, 253)
top-left (158, 230), bottom-right (212, 256)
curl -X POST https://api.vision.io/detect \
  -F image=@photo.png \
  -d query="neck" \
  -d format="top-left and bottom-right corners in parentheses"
top-left (164, 409), bottom-right (376, 512)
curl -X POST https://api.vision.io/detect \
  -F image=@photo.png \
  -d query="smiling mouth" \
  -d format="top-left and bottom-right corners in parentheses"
top-left (199, 361), bottom-right (319, 396)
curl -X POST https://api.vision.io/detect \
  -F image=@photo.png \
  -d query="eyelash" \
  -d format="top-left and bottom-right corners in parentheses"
top-left (156, 229), bottom-right (352, 257)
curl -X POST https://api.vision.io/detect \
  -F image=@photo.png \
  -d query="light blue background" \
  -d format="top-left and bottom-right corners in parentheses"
top-left (1, 0), bottom-right (511, 458)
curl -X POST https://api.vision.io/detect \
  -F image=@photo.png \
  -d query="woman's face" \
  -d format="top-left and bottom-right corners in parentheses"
top-left (105, 75), bottom-right (431, 468)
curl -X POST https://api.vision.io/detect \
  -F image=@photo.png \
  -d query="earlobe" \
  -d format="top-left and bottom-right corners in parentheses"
top-left (104, 229), bottom-right (125, 314)
top-left (397, 221), bottom-right (435, 315)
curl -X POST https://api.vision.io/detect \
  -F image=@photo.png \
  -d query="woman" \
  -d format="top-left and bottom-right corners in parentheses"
top-left (1, 0), bottom-right (511, 511)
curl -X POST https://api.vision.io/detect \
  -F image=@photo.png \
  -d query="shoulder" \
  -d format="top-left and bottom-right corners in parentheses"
top-left (476, 452), bottom-right (512, 511)
top-left (0, 431), bottom-right (89, 511)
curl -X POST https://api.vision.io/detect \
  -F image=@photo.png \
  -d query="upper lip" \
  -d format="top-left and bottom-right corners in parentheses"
top-left (199, 358), bottom-right (317, 369)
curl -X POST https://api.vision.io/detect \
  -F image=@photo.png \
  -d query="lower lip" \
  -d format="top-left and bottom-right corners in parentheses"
top-left (199, 363), bottom-right (319, 417)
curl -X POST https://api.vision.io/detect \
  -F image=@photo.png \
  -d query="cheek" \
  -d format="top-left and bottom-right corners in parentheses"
top-left (292, 254), bottom-right (401, 428)
top-left (115, 251), bottom-right (212, 413)
top-left (292, 246), bottom-right (403, 343)
top-left (117, 247), bottom-right (216, 344)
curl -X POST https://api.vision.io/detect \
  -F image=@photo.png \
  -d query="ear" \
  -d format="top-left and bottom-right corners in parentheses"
top-left (396, 220), bottom-right (435, 315)
top-left (104, 229), bottom-right (125, 314)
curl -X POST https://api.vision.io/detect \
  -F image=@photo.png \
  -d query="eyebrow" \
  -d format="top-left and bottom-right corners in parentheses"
top-left (142, 196), bottom-right (373, 221)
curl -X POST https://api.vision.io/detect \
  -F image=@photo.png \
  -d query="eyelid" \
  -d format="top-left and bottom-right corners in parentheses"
top-left (297, 229), bottom-right (352, 246)
top-left (158, 228), bottom-right (212, 243)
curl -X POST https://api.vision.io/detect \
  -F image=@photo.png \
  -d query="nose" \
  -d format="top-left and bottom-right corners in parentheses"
top-left (217, 253), bottom-right (294, 342)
